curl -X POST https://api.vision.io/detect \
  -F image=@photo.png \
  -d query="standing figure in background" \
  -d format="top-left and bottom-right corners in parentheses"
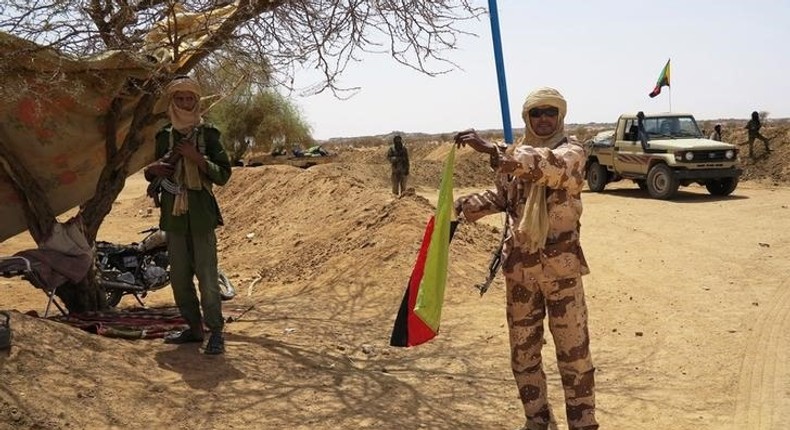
top-left (709, 123), bottom-right (723, 142)
top-left (387, 134), bottom-right (410, 197)
top-left (745, 111), bottom-right (771, 158)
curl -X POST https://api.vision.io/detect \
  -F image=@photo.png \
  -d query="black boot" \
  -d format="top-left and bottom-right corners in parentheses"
top-left (204, 331), bottom-right (225, 355)
top-left (164, 327), bottom-right (204, 344)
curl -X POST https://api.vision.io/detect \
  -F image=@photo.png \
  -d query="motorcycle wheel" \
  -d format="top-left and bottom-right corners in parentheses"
top-left (218, 269), bottom-right (236, 301)
top-left (106, 290), bottom-right (124, 307)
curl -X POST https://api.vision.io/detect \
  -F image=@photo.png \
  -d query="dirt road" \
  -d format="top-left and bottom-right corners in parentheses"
top-left (424, 180), bottom-right (790, 430)
top-left (1, 166), bottom-right (788, 430)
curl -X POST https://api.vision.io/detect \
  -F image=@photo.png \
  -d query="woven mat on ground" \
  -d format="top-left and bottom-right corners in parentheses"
top-left (50, 307), bottom-right (188, 339)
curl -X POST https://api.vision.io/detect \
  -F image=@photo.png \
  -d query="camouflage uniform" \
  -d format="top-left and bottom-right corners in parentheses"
top-left (387, 136), bottom-right (410, 196)
top-left (746, 112), bottom-right (771, 158)
top-left (456, 138), bottom-right (597, 430)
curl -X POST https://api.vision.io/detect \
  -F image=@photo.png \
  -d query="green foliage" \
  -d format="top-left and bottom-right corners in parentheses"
top-left (208, 90), bottom-right (313, 163)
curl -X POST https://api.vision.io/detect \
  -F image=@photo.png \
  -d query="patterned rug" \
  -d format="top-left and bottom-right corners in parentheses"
top-left (50, 307), bottom-right (189, 339)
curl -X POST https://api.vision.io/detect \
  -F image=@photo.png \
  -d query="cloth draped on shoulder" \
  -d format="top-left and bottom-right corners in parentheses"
top-left (510, 87), bottom-right (568, 253)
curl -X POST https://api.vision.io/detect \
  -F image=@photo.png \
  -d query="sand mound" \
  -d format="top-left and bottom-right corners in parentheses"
top-left (2, 156), bottom-right (502, 429)
top-left (3, 134), bottom-right (789, 429)
top-left (0, 311), bottom-right (187, 429)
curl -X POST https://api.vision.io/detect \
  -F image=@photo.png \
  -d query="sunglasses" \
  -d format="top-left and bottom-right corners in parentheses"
top-left (528, 107), bottom-right (559, 118)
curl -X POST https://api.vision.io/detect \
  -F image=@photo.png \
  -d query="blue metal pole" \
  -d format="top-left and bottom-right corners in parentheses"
top-left (487, 0), bottom-right (513, 144)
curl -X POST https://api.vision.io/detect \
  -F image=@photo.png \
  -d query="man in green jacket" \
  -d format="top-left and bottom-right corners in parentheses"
top-left (387, 135), bottom-right (410, 196)
top-left (144, 76), bottom-right (232, 355)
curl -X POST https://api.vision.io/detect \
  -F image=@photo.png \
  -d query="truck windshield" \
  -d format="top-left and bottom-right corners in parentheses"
top-left (642, 116), bottom-right (703, 139)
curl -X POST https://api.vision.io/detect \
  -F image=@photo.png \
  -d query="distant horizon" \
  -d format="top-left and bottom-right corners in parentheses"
top-left (318, 115), bottom-right (789, 141)
top-left (294, 1), bottom-right (789, 141)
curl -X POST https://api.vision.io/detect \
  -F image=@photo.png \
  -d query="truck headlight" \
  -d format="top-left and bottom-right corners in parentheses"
top-left (685, 152), bottom-right (694, 161)
top-left (725, 150), bottom-right (735, 159)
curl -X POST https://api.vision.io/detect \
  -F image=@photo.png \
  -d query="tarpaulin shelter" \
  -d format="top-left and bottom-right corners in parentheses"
top-left (0, 2), bottom-right (240, 242)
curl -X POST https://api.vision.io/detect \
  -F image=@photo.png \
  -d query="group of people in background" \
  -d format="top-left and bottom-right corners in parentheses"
top-left (706, 111), bottom-right (773, 158)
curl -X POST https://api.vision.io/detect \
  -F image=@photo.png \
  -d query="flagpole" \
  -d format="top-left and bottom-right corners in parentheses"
top-left (667, 58), bottom-right (671, 112)
top-left (487, 0), bottom-right (513, 144)
top-left (669, 87), bottom-right (672, 112)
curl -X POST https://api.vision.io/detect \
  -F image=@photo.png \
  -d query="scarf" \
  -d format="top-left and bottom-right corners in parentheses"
top-left (161, 77), bottom-right (205, 216)
top-left (511, 87), bottom-right (568, 252)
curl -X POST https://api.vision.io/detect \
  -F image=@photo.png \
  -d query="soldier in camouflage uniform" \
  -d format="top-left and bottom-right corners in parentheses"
top-left (745, 111), bottom-right (771, 158)
top-left (454, 87), bottom-right (598, 430)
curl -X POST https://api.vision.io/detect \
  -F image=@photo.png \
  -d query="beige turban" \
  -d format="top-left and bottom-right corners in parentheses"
top-left (514, 87), bottom-right (568, 252)
top-left (163, 76), bottom-right (203, 133)
top-left (520, 86), bottom-right (567, 148)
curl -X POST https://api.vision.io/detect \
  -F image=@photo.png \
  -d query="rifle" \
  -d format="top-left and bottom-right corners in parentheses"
top-left (146, 73), bottom-right (249, 206)
top-left (146, 126), bottom-right (199, 207)
top-left (475, 218), bottom-right (508, 297)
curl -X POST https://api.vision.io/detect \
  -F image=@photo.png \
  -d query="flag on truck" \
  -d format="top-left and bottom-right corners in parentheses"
top-left (649, 59), bottom-right (671, 98)
top-left (390, 146), bottom-right (457, 347)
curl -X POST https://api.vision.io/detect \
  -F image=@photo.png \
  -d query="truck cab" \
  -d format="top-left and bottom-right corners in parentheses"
top-left (585, 112), bottom-right (741, 199)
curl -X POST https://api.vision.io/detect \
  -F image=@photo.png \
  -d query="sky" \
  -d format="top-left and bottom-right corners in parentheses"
top-left (291, 0), bottom-right (790, 140)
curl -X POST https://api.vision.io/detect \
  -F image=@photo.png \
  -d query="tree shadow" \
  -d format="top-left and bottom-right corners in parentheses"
top-left (212, 331), bottom-right (509, 430)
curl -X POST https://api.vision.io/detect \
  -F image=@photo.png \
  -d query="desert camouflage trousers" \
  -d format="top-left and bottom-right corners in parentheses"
top-left (506, 274), bottom-right (598, 430)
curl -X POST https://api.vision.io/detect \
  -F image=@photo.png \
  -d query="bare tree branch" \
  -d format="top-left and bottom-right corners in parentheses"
top-left (1, 0), bottom-right (485, 95)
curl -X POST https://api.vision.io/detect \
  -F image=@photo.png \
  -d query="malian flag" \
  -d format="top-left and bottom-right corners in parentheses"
top-left (649, 59), bottom-right (670, 98)
top-left (390, 145), bottom-right (457, 347)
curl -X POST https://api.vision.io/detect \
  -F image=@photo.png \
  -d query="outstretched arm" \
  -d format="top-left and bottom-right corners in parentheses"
top-left (500, 140), bottom-right (586, 193)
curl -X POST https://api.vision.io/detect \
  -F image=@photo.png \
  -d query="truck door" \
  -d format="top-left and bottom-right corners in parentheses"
top-left (614, 118), bottom-right (647, 174)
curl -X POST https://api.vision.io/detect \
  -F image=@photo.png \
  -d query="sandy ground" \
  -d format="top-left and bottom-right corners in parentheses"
top-left (1, 144), bottom-right (789, 430)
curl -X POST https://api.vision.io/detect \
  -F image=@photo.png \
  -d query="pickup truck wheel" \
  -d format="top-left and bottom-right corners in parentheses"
top-left (587, 162), bottom-right (607, 192)
top-left (646, 164), bottom-right (679, 200)
top-left (705, 177), bottom-right (739, 196)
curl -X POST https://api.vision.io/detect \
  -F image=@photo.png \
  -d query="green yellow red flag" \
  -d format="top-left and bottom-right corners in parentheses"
top-left (390, 145), bottom-right (456, 347)
top-left (649, 59), bottom-right (671, 98)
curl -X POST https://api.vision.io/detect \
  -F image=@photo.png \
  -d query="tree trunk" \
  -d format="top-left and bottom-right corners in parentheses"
top-left (2, 88), bottom-right (158, 314)
top-left (55, 265), bottom-right (107, 313)
top-left (69, 93), bottom-right (158, 312)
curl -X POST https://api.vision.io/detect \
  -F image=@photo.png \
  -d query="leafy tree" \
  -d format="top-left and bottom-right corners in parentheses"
top-left (0, 0), bottom-right (483, 312)
top-left (211, 89), bottom-right (313, 160)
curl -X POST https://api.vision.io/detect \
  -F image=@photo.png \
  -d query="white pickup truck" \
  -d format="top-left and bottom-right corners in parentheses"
top-left (585, 112), bottom-right (742, 199)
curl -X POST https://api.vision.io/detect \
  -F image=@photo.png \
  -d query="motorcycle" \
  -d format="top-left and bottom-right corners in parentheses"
top-left (96, 227), bottom-right (236, 307)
